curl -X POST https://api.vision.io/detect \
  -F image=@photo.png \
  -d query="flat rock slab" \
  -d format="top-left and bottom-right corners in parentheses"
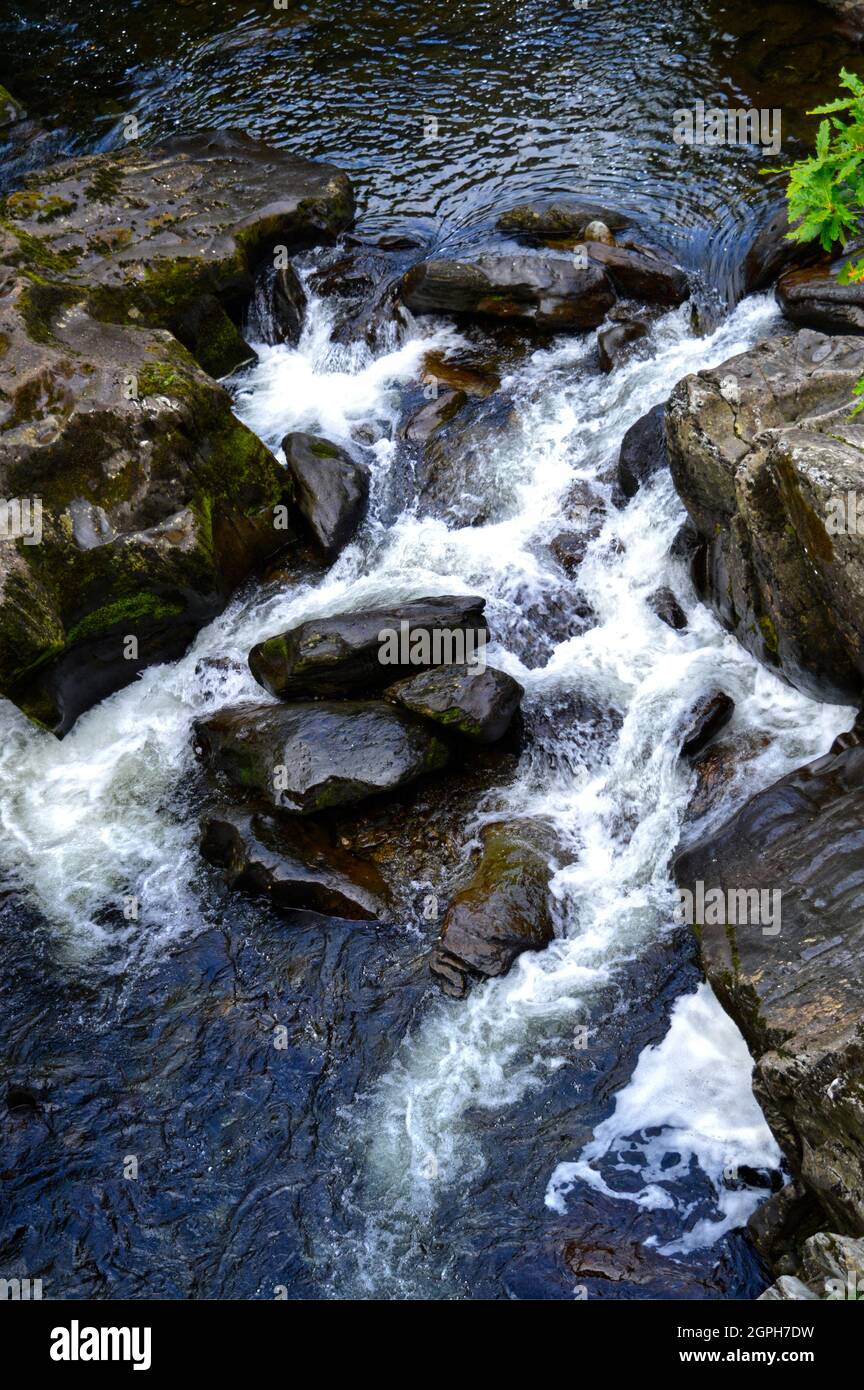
top-left (249, 595), bottom-right (487, 699)
top-left (675, 741), bottom-right (864, 1232)
top-left (193, 699), bottom-right (450, 813)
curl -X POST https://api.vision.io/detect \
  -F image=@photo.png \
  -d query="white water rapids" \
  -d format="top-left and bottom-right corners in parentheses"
top-left (0, 275), bottom-right (853, 1291)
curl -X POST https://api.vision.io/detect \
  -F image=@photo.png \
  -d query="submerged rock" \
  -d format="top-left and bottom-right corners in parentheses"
top-left (405, 390), bottom-right (521, 527)
top-left (675, 741), bottom-right (864, 1234)
top-left (597, 318), bottom-right (647, 372)
top-left (248, 595), bottom-right (487, 699)
top-left (282, 431), bottom-right (369, 561)
top-left (200, 807), bottom-right (387, 919)
top-left (617, 403), bottom-right (667, 499)
top-left (193, 699), bottom-right (450, 814)
top-left (384, 663), bottom-right (523, 743)
top-left (665, 330), bottom-right (864, 703)
top-left (495, 200), bottom-right (630, 244)
top-left (430, 820), bottom-right (555, 997)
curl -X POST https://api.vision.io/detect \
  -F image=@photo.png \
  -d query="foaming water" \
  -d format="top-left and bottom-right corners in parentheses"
top-left (545, 983), bottom-right (783, 1254)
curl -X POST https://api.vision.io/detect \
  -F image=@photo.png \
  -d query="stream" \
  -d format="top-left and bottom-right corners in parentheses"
top-left (0, 0), bottom-right (859, 1300)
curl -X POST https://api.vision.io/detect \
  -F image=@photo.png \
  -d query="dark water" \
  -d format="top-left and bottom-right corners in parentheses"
top-left (0, 0), bottom-right (858, 1302)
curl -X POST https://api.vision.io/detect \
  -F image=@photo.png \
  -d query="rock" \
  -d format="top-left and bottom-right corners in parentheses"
top-left (585, 242), bottom-right (689, 307)
top-left (665, 330), bottom-right (864, 703)
top-left (648, 587), bottom-right (687, 630)
top-left (495, 200), bottom-right (630, 244)
top-left (583, 220), bottom-right (615, 245)
top-left (281, 432), bottom-right (369, 561)
top-left (193, 699), bottom-right (450, 814)
top-left (1, 130), bottom-right (354, 376)
top-left (617, 403), bottom-right (668, 499)
top-left (758, 1275), bottom-right (821, 1301)
top-left (0, 292), bottom-right (296, 734)
top-left (813, 0), bottom-right (864, 33)
top-left (306, 239), bottom-right (412, 348)
top-left (675, 742), bottom-right (864, 1233)
top-left (248, 595), bottom-right (487, 699)
top-left (400, 255), bottom-right (615, 332)
top-left (597, 318), bottom-right (647, 372)
top-left (0, 132), bottom-right (356, 734)
top-left (272, 264), bottom-right (307, 345)
top-left (740, 203), bottom-right (817, 296)
top-left (199, 807), bottom-right (387, 919)
top-left (679, 691), bottom-right (734, 758)
top-left (384, 663), bottom-right (523, 743)
top-left (800, 1231), bottom-right (864, 1292)
top-left (777, 246), bottom-right (864, 334)
top-left (421, 349), bottom-right (500, 398)
top-left (430, 820), bottom-right (555, 997)
top-left (406, 391), bottom-right (521, 527)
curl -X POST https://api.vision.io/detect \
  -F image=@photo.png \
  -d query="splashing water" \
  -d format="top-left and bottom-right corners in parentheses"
top-left (0, 277), bottom-right (852, 1288)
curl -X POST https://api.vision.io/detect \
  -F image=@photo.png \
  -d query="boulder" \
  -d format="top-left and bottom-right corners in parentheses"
top-left (0, 289), bottom-right (296, 734)
top-left (665, 329), bottom-right (864, 703)
top-left (777, 247), bottom-right (864, 335)
top-left (1, 130), bottom-right (354, 376)
top-left (384, 663), bottom-right (523, 742)
top-left (400, 255), bottom-right (615, 332)
top-left (199, 807), bottom-right (387, 919)
top-left (248, 595), bottom-right (487, 699)
top-left (281, 432), bottom-right (369, 560)
top-left (272, 264), bottom-right (307, 345)
top-left (430, 820), bottom-right (555, 997)
top-left (496, 200), bottom-right (630, 244)
top-left (679, 691), bottom-right (734, 758)
top-left (584, 242), bottom-right (689, 307)
top-left (0, 132), bottom-right (355, 733)
top-left (740, 203), bottom-right (818, 297)
top-left (648, 586), bottom-right (687, 630)
top-left (617, 403), bottom-right (668, 499)
top-left (193, 699), bottom-right (450, 814)
top-left (675, 742), bottom-right (864, 1234)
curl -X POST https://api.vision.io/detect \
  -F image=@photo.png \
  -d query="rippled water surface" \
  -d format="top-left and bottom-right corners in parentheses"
top-left (0, 0), bottom-right (860, 1300)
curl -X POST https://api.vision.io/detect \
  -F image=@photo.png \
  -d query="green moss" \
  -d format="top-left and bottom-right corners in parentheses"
top-left (83, 162), bottom-right (125, 203)
top-left (66, 592), bottom-right (184, 644)
top-left (758, 614), bottom-right (780, 658)
top-left (3, 223), bottom-right (81, 272)
top-left (18, 279), bottom-right (81, 344)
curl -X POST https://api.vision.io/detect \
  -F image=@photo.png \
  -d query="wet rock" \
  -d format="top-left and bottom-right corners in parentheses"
top-left (741, 203), bottom-right (817, 296)
top-left (421, 348), bottom-right (500, 398)
top-left (408, 391), bottom-right (521, 527)
top-left (495, 200), bottom-right (630, 244)
top-left (675, 742), bottom-right (864, 1233)
top-left (777, 245), bottom-right (864, 334)
top-left (583, 220), bottom-right (615, 245)
top-left (617, 403), bottom-right (668, 499)
top-left (282, 432), bottom-right (369, 561)
top-left (193, 699), bottom-right (450, 814)
top-left (1, 130), bottom-right (354, 376)
top-left (666, 330), bottom-right (864, 702)
top-left (648, 586), bottom-right (687, 630)
top-left (400, 255), bottom-right (615, 332)
top-left (306, 238), bottom-right (412, 348)
top-left (248, 595), bottom-right (487, 699)
top-left (686, 736), bottom-right (769, 822)
top-left (585, 242), bottom-right (689, 307)
top-left (384, 663), bottom-right (523, 743)
top-left (430, 820), bottom-right (555, 997)
top-left (597, 318), bottom-right (647, 372)
top-left (813, 0), bottom-right (864, 34)
top-left (200, 807), bottom-right (387, 919)
top-left (679, 691), bottom-right (734, 759)
top-left (273, 264), bottom-right (308, 344)
top-left (0, 291), bottom-right (297, 735)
